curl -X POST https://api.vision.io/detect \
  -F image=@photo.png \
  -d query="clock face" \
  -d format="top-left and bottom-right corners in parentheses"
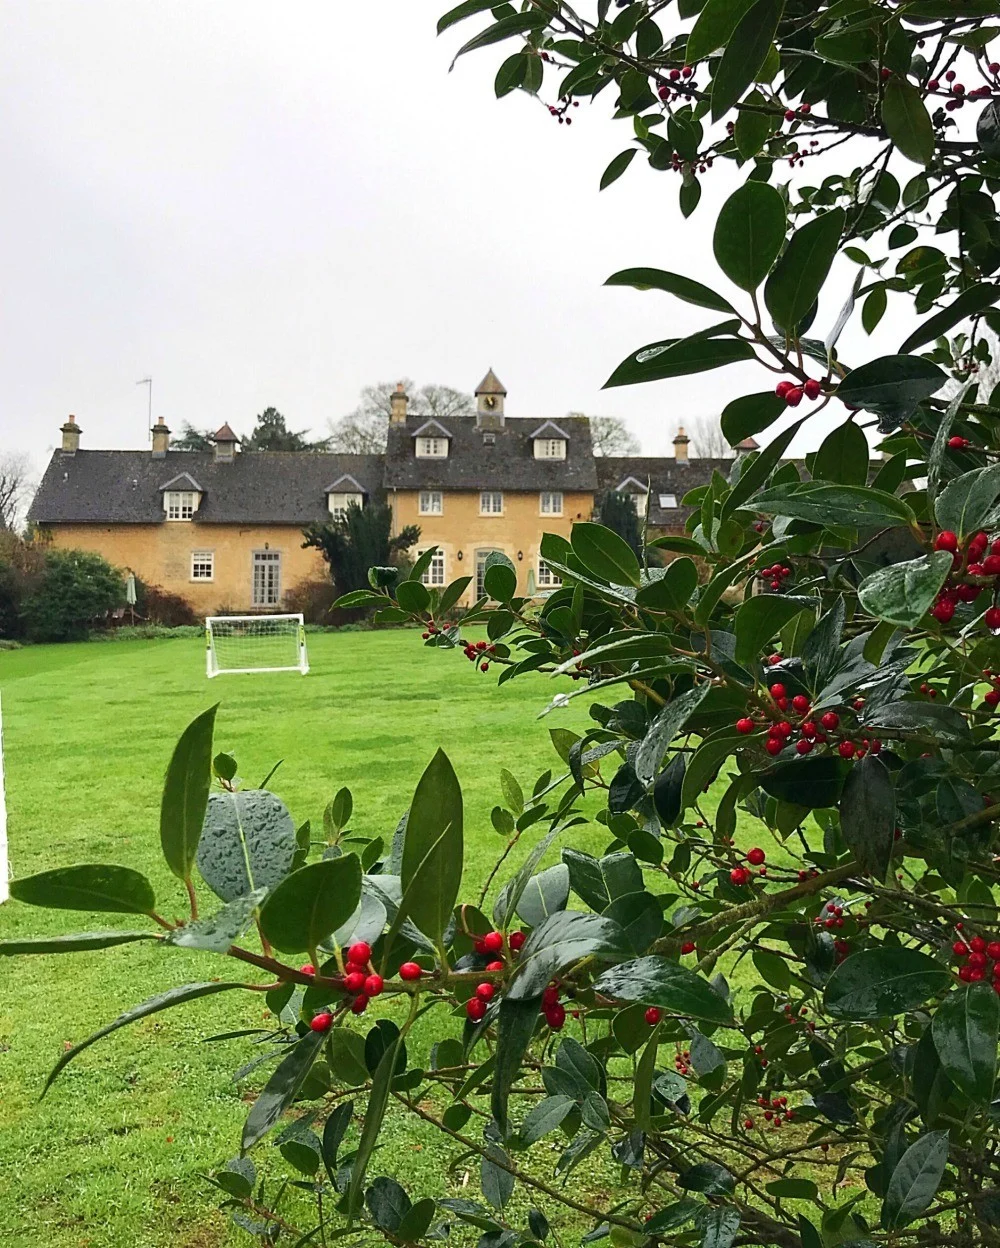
top-left (484, 395), bottom-right (496, 409)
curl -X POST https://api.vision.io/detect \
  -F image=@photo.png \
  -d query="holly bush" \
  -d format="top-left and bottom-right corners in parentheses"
top-left (8, 2), bottom-right (1000, 1246)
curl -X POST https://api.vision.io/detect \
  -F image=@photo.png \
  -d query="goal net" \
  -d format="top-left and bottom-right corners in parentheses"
top-left (206, 614), bottom-right (309, 677)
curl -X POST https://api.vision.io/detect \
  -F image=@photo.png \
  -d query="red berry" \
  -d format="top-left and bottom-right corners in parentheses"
top-left (481, 662), bottom-right (489, 672)
top-left (985, 555), bottom-right (1000, 576)
top-left (765, 738), bottom-right (783, 756)
top-left (347, 942), bottom-right (372, 966)
top-left (730, 867), bottom-right (751, 886)
top-left (801, 721), bottom-right (817, 738)
top-left (775, 381), bottom-right (793, 398)
top-left (473, 938), bottom-right (488, 955)
top-left (768, 653), bottom-right (782, 665)
top-left (680, 941), bottom-right (696, 954)
top-left (744, 1118), bottom-right (755, 1129)
top-left (934, 531), bottom-right (959, 553)
top-left (486, 960), bottom-right (504, 972)
top-left (838, 741), bottom-right (856, 759)
top-left (881, 67), bottom-right (891, 79)
top-left (645, 1007), bottom-right (662, 1025)
top-left (931, 600), bottom-right (955, 623)
top-left (483, 931), bottom-right (504, 954)
top-left (948, 435), bottom-right (969, 449)
top-left (971, 936), bottom-right (987, 954)
top-left (796, 739), bottom-right (813, 755)
top-left (970, 951), bottom-right (988, 969)
top-left (803, 378), bottom-right (822, 400)
top-left (476, 982), bottom-right (496, 1002)
top-left (785, 386), bottom-right (804, 406)
top-left (300, 963), bottom-right (315, 976)
top-left (545, 1003), bottom-right (566, 1030)
top-left (344, 971), bottom-right (366, 994)
top-left (987, 943), bottom-right (1000, 960)
top-left (542, 985), bottom-right (560, 1008)
top-left (466, 997), bottom-right (487, 1022)
top-left (364, 974), bottom-right (384, 998)
top-left (345, 960), bottom-right (367, 975)
top-left (747, 847), bottom-right (766, 866)
top-left (509, 931), bottom-right (526, 951)
top-left (986, 608), bottom-right (1000, 632)
top-left (792, 694), bottom-right (810, 714)
top-left (769, 683), bottom-right (786, 698)
top-left (777, 720), bottom-right (793, 737)
top-left (310, 1012), bottom-right (333, 1033)
top-left (351, 994), bottom-right (369, 1014)
top-left (399, 962), bottom-right (422, 981)
top-left (820, 711), bottom-right (839, 730)
top-left (985, 690), bottom-right (1000, 708)
top-left (736, 717), bottom-right (754, 734)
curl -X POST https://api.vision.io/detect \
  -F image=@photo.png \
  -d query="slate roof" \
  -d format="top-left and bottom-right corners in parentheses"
top-left (596, 455), bottom-right (737, 527)
top-left (475, 368), bottom-right (506, 396)
top-left (384, 414), bottom-right (597, 492)
top-left (28, 450), bottom-right (383, 525)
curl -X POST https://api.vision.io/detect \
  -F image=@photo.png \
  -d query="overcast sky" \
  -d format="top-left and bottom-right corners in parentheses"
top-left (1, 1), bottom-right (918, 483)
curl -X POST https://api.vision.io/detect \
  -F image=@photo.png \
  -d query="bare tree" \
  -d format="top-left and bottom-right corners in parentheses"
top-left (687, 414), bottom-right (734, 458)
top-left (328, 380), bottom-right (474, 454)
top-left (0, 452), bottom-right (33, 532)
top-left (570, 414), bottom-right (641, 456)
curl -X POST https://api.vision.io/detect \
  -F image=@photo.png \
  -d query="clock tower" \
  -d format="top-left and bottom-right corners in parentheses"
top-left (475, 368), bottom-right (507, 429)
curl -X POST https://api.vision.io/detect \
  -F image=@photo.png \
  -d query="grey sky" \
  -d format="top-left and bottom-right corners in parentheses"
top-left (1, 1), bottom-right (911, 484)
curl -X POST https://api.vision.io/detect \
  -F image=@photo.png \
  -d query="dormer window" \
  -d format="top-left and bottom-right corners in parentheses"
top-left (325, 474), bottom-right (366, 521)
top-left (160, 472), bottom-right (203, 521)
top-left (530, 421), bottom-right (570, 460)
top-left (165, 491), bottom-right (197, 521)
top-left (412, 419), bottom-right (452, 459)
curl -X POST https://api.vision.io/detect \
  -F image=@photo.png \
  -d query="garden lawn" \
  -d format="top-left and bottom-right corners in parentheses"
top-left (0, 629), bottom-right (618, 1247)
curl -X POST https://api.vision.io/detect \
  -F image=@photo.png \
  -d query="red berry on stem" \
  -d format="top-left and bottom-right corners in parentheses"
top-left (736, 717), bottom-right (754, 734)
top-left (300, 963), bottom-right (315, 976)
top-left (931, 600), bottom-right (955, 623)
top-left (747, 847), bottom-right (766, 866)
top-left (775, 381), bottom-right (793, 398)
top-left (545, 1003), bottom-right (566, 1030)
top-left (467, 997), bottom-right (487, 1022)
top-left (351, 994), bottom-right (369, 1014)
top-left (364, 974), bottom-right (384, 998)
top-left (803, 378), bottom-right (822, 400)
top-left (986, 608), bottom-right (1000, 633)
top-left (509, 931), bottom-right (526, 951)
top-left (792, 694), bottom-right (810, 714)
top-left (731, 867), bottom-right (751, 885)
top-left (769, 683), bottom-right (786, 698)
top-left (985, 555), bottom-right (1000, 576)
top-left (765, 737), bottom-right (783, 756)
top-left (838, 741), bottom-right (856, 759)
top-left (971, 936), bottom-right (987, 954)
top-left (310, 1012), bottom-right (333, 1033)
top-left (348, 942), bottom-right (372, 966)
top-left (476, 982), bottom-right (496, 1002)
top-left (934, 531), bottom-right (958, 552)
top-left (542, 985), bottom-right (560, 1008)
top-left (948, 435), bottom-right (969, 449)
top-left (680, 941), bottom-right (696, 954)
top-left (820, 711), bottom-right (839, 730)
top-left (645, 1007), bottom-right (662, 1025)
top-left (483, 931), bottom-right (504, 954)
top-left (399, 962), bottom-right (422, 982)
top-left (785, 386), bottom-right (804, 406)
top-left (796, 739), bottom-right (813, 755)
top-left (344, 971), bottom-right (366, 994)
top-left (486, 960), bottom-right (504, 972)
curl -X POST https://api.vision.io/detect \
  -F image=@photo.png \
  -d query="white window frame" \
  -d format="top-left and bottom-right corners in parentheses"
top-left (480, 490), bottom-right (504, 516)
top-left (537, 559), bottom-right (562, 589)
top-left (658, 493), bottom-right (678, 509)
top-left (633, 494), bottom-right (648, 518)
top-left (540, 491), bottom-right (563, 516)
top-left (534, 438), bottom-right (566, 460)
top-left (190, 550), bottom-right (215, 582)
top-left (252, 550), bottom-right (282, 607)
top-left (420, 548), bottom-right (446, 587)
top-left (165, 490), bottom-right (198, 521)
top-left (416, 436), bottom-right (448, 458)
top-left (419, 490), bottom-right (443, 516)
top-left (328, 492), bottom-right (363, 521)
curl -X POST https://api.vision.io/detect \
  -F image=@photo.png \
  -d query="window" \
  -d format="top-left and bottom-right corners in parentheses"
top-left (328, 492), bottom-right (363, 521)
top-left (658, 493), bottom-right (678, 509)
top-left (633, 494), bottom-right (648, 518)
top-left (191, 551), bottom-right (214, 581)
top-left (480, 491), bottom-right (503, 515)
top-left (419, 490), bottom-right (443, 515)
top-left (252, 551), bottom-right (281, 607)
top-left (416, 436), bottom-right (448, 458)
top-left (540, 491), bottom-right (563, 515)
top-left (420, 549), bottom-right (446, 587)
top-left (475, 549), bottom-right (505, 599)
top-left (534, 438), bottom-right (566, 460)
top-left (537, 560), bottom-right (562, 588)
top-left (165, 490), bottom-right (197, 520)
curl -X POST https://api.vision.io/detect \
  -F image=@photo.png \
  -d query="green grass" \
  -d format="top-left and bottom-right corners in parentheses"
top-left (0, 629), bottom-right (617, 1247)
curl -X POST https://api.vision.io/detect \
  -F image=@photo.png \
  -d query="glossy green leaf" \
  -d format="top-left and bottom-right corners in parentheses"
top-left (825, 948), bottom-right (950, 1020)
top-left (508, 910), bottom-right (629, 1001)
top-left (811, 418), bottom-right (869, 486)
top-left (44, 981), bottom-right (245, 1094)
top-left (881, 1131), bottom-right (949, 1228)
top-left (605, 267), bottom-right (735, 314)
top-left (0, 931), bottom-right (160, 955)
top-left (734, 90), bottom-right (776, 158)
top-left (166, 888), bottom-right (268, 953)
top-left (571, 522), bottom-right (641, 587)
top-left (197, 790), bottom-right (298, 903)
top-left (646, 1201), bottom-right (702, 1232)
top-left (899, 282), bottom-right (1000, 353)
top-left (603, 332), bottom-right (753, 389)
top-left (713, 181), bottom-right (786, 291)
top-left (765, 208), bottom-right (844, 332)
top-left (10, 864), bottom-right (156, 915)
top-left (858, 552), bottom-right (953, 626)
top-left (520, 1094), bottom-right (575, 1144)
top-left (348, 1028), bottom-right (405, 1222)
top-left (635, 685), bottom-right (711, 785)
top-left (593, 955), bottom-right (733, 1023)
top-left (635, 558), bottom-right (698, 611)
top-left (836, 354), bottom-right (946, 429)
top-left (720, 391), bottom-right (785, 445)
top-left (760, 755), bottom-right (845, 808)
top-left (242, 1029), bottom-right (326, 1150)
top-left (491, 998), bottom-right (539, 1136)
top-left (935, 464), bottom-right (1000, 539)
top-left (932, 984), bottom-right (999, 1102)
top-left (437, 0), bottom-right (506, 35)
top-left (734, 596), bottom-right (815, 667)
top-left (449, 13), bottom-right (548, 67)
top-left (400, 749), bottom-right (464, 948)
top-left (882, 78), bottom-right (934, 166)
top-left (600, 148), bottom-right (637, 190)
top-left (687, 0), bottom-right (755, 60)
top-left (978, 98), bottom-right (1000, 158)
top-left (839, 755), bottom-right (895, 883)
top-left (697, 1206), bottom-right (741, 1248)
top-left (748, 482), bottom-right (915, 528)
top-left (159, 705), bottom-right (217, 883)
top-left (259, 855), bottom-right (362, 954)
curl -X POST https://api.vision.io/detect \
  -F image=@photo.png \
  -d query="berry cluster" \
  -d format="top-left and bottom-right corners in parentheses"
top-left (952, 933), bottom-right (1000, 991)
top-left (929, 530), bottom-right (1000, 624)
top-left (752, 1094), bottom-right (794, 1129)
top-left (420, 621), bottom-right (441, 640)
top-left (730, 846), bottom-right (767, 886)
top-left (927, 65), bottom-right (997, 110)
top-left (308, 942), bottom-right (384, 1030)
top-left (541, 982), bottom-right (567, 1030)
top-left (465, 930), bottom-right (527, 1022)
top-left (735, 688), bottom-right (878, 760)
top-left (461, 639), bottom-right (497, 672)
top-left (775, 377), bottom-right (823, 407)
top-left (547, 98), bottom-right (580, 125)
top-left (758, 561), bottom-right (792, 593)
top-left (673, 1045), bottom-right (692, 1075)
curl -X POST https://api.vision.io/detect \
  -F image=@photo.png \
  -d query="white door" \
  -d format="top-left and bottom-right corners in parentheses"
top-left (252, 551), bottom-right (281, 606)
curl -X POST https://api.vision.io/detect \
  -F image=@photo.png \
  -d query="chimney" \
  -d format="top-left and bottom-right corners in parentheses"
top-left (390, 382), bottom-right (409, 424)
top-left (60, 414), bottom-right (81, 454)
top-left (151, 416), bottom-right (171, 458)
top-left (673, 425), bottom-right (690, 464)
top-left (213, 422), bottom-right (239, 463)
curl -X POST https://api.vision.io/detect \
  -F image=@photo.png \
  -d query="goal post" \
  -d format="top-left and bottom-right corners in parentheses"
top-left (206, 614), bottom-right (309, 677)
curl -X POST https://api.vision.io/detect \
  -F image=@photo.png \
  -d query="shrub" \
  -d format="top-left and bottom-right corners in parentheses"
top-left (21, 549), bottom-right (125, 642)
top-left (134, 580), bottom-right (198, 628)
top-left (284, 577), bottom-right (339, 624)
top-left (0, 531), bottom-right (46, 640)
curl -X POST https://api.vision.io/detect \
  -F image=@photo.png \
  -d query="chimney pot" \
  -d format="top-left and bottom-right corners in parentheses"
top-left (390, 383), bottom-right (409, 424)
top-left (60, 414), bottom-right (82, 454)
top-left (151, 416), bottom-right (171, 458)
top-left (673, 425), bottom-right (690, 464)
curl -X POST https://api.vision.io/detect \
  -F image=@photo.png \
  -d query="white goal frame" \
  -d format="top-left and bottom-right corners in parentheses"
top-left (206, 613), bottom-right (309, 677)
top-left (0, 692), bottom-right (8, 903)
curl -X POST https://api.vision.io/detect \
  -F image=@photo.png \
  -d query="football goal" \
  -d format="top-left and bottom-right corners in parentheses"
top-left (206, 614), bottom-right (309, 677)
